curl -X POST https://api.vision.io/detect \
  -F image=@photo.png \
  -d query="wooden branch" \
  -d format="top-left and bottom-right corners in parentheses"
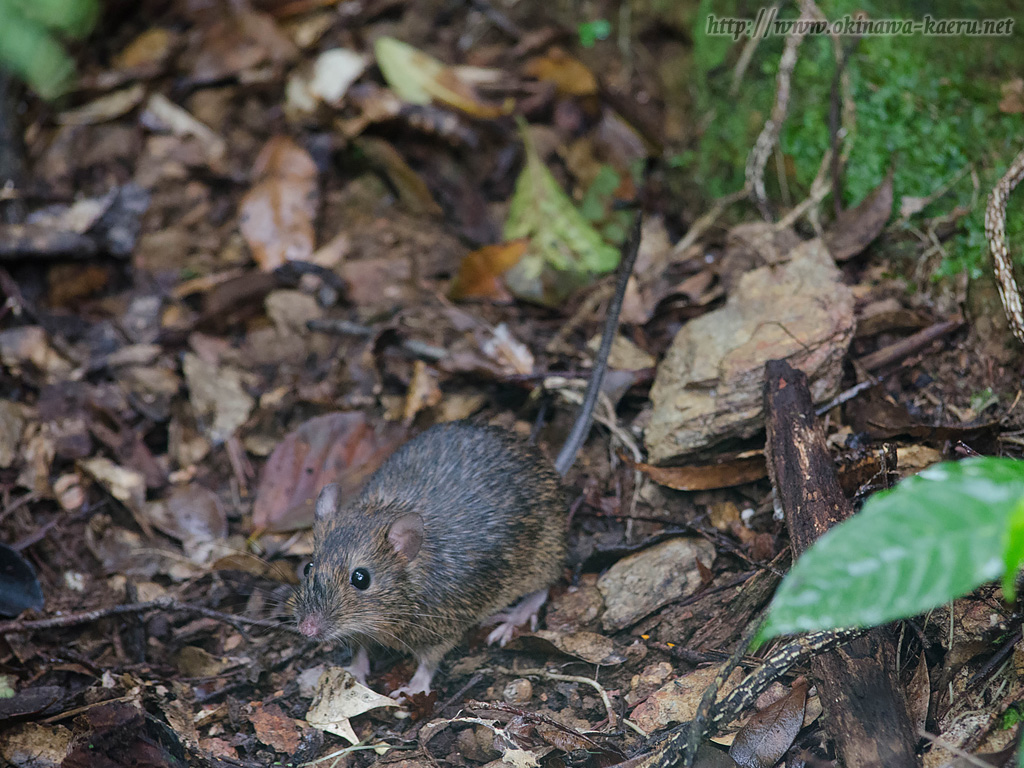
top-left (763, 359), bottom-right (918, 768)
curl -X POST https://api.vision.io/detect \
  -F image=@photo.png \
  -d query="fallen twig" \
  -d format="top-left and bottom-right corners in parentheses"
top-left (0, 597), bottom-right (295, 637)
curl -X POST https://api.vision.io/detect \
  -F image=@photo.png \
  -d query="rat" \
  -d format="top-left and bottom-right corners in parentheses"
top-left (294, 213), bottom-right (642, 696)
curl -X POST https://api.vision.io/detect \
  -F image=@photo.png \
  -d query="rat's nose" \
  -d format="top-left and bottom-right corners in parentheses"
top-left (298, 613), bottom-right (324, 638)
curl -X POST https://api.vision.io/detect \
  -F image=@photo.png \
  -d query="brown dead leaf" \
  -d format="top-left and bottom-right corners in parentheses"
top-left (141, 94), bottom-right (227, 167)
top-left (999, 78), bottom-right (1024, 114)
top-left (824, 170), bottom-right (893, 262)
top-left (339, 256), bottom-right (414, 308)
top-left (354, 136), bottom-right (442, 217)
top-left (114, 28), bottom-right (177, 71)
top-left (305, 667), bottom-right (398, 743)
top-left (433, 67), bottom-right (512, 118)
top-left (191, 9), bottom-right (298, 83)
top-left (145, 484), bottom-right (227, 547)
top-left (212, 553), bottom-right (297, 583)
top-left (58, 85), bottom-right (147, 126)
top-left (175, 646), bottom-right (242, 677)
top-left (482, 324), bottom-right (535, 375)
top-left (515, 630), bottom-right (626, 666)
top-left (182, 352), bottom-right (255, 445)
top-left (524, 48), bottom-right (598, 96)
top-left (403, 361), bottom-right (443, 425)
top-left (0, 400), bottom-right (25, 469)
top-left (239, 136), bottom-right (319, 271)
top-left (907, 652), bottom-right (930, 735)
top-left (450, 240), bottom-right (528, 301)
top-left (252, 412), bottom-right (406, 531)
top-left (729, 678), bottom-right (807, 768)
top-left (250, 702), bottom-right (303, 754)
top-left (80, 457), bottom-right (152, 536)
top-left (629, 454), bottom-right (767, 491)
top-left (0, 326), bottom-right (73, 381)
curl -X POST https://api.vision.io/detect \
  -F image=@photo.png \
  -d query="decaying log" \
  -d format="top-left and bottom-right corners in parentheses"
top-left (763, 359), bottom-right (917, 768)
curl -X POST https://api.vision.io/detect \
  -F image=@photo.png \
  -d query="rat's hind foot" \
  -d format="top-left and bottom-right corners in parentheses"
top-left (484, 589), bottom-right (549, 647)
top-left (345, 646), bottom-right (370, 686)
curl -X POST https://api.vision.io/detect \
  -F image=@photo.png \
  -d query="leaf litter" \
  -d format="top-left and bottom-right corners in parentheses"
top-left (0, 3), bottom-right (1020, 768)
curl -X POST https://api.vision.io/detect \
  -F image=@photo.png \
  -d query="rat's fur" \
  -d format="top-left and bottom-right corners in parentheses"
top-left (293, 422), bottom-right (565, 685)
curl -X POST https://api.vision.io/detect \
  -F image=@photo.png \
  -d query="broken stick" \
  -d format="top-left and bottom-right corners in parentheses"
top-left (763, 359), bottom-right (917, 768)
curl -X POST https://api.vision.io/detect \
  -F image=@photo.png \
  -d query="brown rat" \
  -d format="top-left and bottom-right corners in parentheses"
top-left (294, 214), bottom-right (642, 695)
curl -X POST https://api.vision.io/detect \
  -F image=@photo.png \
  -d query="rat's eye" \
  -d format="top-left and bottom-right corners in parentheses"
top-left (350, 568), bottom-right (371, 590)
top-left (303, 562), bottom-right (313, 578)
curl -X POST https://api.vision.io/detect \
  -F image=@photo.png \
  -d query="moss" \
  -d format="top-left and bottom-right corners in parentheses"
top-left (676, 0), bottom-right (1024, 279)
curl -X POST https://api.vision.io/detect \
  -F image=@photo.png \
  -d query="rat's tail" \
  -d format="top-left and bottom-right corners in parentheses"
top-left (553, 211), bottom-right (643, 478)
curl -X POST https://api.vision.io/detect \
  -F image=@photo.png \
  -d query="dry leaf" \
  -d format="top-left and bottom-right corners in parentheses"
top-left (0, 400), bottom-right (26, 468)
top-left (517, 630), bottom-right (626, 666)
top-left (252, 412), bottom-right (405, 531)
top-left (238, 136), bottom-right (319, 271)
top-left (113, 27), bottom-right (176, 71)
top-left (141, 93), bottom-right (227, 166)
top-left (403, 361), bottom-right (443, 425)
top-left (630, 664), bottom-right (742, 732)
top-left (182, 353), bottom-right (255, 445)
top-left (907, 652), bottom-right (930, 734)
top-left (629, 455), bottom-right (767, 491)
top-left (58, 84), bottom-right (147, 126)
top-left (250, 702), bottom-right (303, 754)
top-left (305, 667), bottom-right (397, 744)
top-left (286, 47), bottom-right (366, 117)
top-left (524, 48), bottom-right (598, 96)
top-left (450, 240), bottom-right (528, 301)
top-left (354, 136), bottom-right (442, 217)
top-left (144, 485), bottom-right (227, 552)
top-left (374, 36), bottom-right (510, 118)
top-left (824, 170), bottom-right (893, 261)
top-left (586, 334), bottom-right (655, 370)
top-left (79, 457), bottom-right (149, 533)
top-left (191, 9), bottom-right (298, 83)
top-left (482, 324), bottom-right (534, 375)
top-left (729, 678), bottom-right (807, 768)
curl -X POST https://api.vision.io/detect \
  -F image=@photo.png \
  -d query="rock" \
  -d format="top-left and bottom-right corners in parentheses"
top-left (597, 537), bottom-right (716, 631)
top-left (646, 237), bottom-right (854, 463)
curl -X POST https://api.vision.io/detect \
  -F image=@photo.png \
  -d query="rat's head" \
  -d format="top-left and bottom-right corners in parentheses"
top-left (294, 483), bottom-right (424, 645)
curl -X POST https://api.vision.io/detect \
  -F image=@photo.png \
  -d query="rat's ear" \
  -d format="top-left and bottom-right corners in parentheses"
top-left (388, 513), bottom-right (424, 561)
top-left (314, 484), bottom-right (342, 521)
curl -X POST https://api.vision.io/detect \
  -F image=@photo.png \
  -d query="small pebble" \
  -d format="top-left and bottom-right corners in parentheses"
top-left (503, 678), bottom-right (533, 704)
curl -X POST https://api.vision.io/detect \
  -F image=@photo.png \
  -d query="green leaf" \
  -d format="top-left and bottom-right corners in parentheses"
top-left (0, 2), bottom-right (77, 99)
top-left (12, 0), bottom-right (99, 38)
top-left (1003, 498), bottom-right (1024, 601)
top-left (502, 119), bottom-right (620, 305)
top-left (577, 19), bottom-right (610, 48)
top-left (761, 457), bottom-right (1024, 639)
top-left (373, 36), bottom-right (436, 105)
